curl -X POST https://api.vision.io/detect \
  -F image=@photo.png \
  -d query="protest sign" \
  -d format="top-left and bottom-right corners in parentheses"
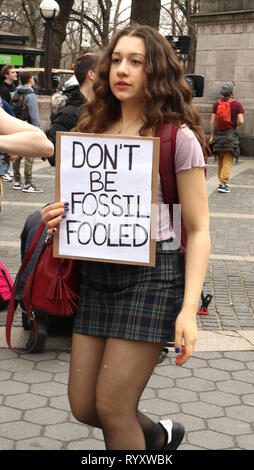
top-left (54, 132), bottom-right (160, 266)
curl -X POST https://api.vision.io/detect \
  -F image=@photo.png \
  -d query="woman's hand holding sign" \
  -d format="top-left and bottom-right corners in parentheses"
top-left (41, 202), bottom-right (69, 235)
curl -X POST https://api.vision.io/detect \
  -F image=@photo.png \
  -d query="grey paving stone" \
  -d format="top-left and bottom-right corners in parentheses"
top-left (44, 422), bottom-right (89, 441)
top-left (0, 436), bottom-right (14, 450)
top-left (0, 421), bottom-right (41, 440)
top-left (242, 393), bottom-right (254, 406)
top-left (193, 367), bottom-right (231, 382)
top-left (67, 439), bottom-right (105, 450)
top-left (141, 397), bottom-right (180, 415)
top-left (5, 393), bottom-right (47, 410)
top-left (217, 379), bottom-right (254, 395)
top-left (54, 372), bottom-right (69, 384)
top-left (30, 382), bottom-right (67, 397)
top-left (50, 395), bottom-right (71, 412)
top-left (226, 404), bottom-right (254, 422)
top-left (0, 370), bottom-right (12, 381)
top-left (232, 370), bottom-right (254, 384)
top-left (176, 376), bottom-right (215, 392)
top-left (181, 357), bottom-right (208, 369)
top-left (0, 358), bottom-right (35, 372)
top-left (188, 429), bottom-right (234, 450)
top-left (158, 387), bottom-right (198, 403)
top-left (200, 390), bottom-right (241, 407)
top-left (15, 436), bottom-right (63, 450)
top-left (182, 402), bottom-right (224, 419)
top-left (0, 406), bottom-right (22, 423)
top-left (155, 363), bottom-right (192, 379)
top-left (208, 358), bottom-right (246, 371)
top-left (140, 387), bottom-right (156, 399)
top-left (12, 370), bottom-right (53, 384)
top-left (0, 349), bottom-right (17, 360)
top-left (208, 416), bottom-right (251, 435)
top-left (35, 360), bottom-right (69, 373)
top-left (24, 407), bottom-right (68, 426)
top-left (163, 412), bottom-right (206, 432)
top-left (22, 351), bottom-right (57, 362)
top-left (147, 374), bottom-right (174, 389)
top-left (0, 380), bottom-right (28, 396)
top-left (236, 434), bottom-right (254, 450)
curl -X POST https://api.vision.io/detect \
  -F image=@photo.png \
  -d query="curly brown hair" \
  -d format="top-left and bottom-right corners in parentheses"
top-left (75, 24), bottom-right (206, 154)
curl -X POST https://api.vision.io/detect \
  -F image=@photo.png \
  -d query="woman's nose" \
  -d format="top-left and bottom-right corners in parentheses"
top-left (117, 59), bottom-right (128, 75)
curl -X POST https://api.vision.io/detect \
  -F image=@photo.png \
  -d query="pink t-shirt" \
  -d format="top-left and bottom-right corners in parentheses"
top-left (156, 125), bottom-right (206, 241)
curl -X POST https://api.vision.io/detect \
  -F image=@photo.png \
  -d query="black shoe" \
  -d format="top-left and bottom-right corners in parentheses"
top-left (159, 419), bottom-right (185, 450)
top-left (26, 322), bottom-right (48, 353)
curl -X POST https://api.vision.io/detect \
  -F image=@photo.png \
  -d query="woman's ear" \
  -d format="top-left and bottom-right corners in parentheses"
top-left (87, 69), bottom-right (95, 81)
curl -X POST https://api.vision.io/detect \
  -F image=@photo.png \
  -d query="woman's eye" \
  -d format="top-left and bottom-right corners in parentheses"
top-left (131, 59), bottom-right (143, 65)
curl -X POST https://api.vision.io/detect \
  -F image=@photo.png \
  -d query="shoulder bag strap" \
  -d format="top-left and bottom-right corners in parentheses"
top-left (6, 222), bottom-right (46, 352)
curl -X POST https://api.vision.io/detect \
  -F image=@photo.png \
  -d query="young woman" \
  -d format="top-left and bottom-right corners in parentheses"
top-left (41, 24), bottom-right (210, 450)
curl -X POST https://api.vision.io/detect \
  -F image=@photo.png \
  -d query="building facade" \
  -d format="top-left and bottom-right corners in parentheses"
top-left (192, 0), bottom-right (254, 155)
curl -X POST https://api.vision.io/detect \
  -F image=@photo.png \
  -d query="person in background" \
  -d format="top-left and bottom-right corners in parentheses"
top-left (11, 71), bottom-right (44, 193)
top-left (41, 25), bottom-right (210, 450)
top-left (0, 107), bottom-right (53, 212)
top-left (0, 64), bottom-right (17, 103)
top-left (46, 53), bottom-right (99, 166)
top-left (209, 81), bottom-right (244, 193)
top-left (22, 53), bottom-right (99, 354)
top-left (0, 97), bottom-right (15, 183)
top-left (33, 76), bottom-right (40, 95)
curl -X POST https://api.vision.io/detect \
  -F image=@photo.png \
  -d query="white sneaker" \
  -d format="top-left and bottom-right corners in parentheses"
top-left (22, 184), bottom-right (44, 193)
top-left (3, 173), bottom-right (12, 182)
top-left (13, 182), bottom-right (23, 190)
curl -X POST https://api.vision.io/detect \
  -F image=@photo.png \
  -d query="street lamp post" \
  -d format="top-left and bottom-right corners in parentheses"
top-left (39, 0), bottom-right (60, 95)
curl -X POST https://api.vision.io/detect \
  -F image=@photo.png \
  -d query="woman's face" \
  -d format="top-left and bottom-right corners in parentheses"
top-left (109, 35), bottom-right (147, 106)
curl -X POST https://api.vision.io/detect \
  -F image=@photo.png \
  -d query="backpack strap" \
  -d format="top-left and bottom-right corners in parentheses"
top-left (6, 222), bottom-right (46, 352)
top-left (156, 123), bottom-right (178, 205)
top-left (155, 123), bottom-right (186, 253)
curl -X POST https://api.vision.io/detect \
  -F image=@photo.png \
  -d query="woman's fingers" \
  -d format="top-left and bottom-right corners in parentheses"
top-left (41, 202), bottom-right (69, 232)
top-left (174, 314), bottom-right (197, 366)
top-left (175, 344), bottom-right (194, 366)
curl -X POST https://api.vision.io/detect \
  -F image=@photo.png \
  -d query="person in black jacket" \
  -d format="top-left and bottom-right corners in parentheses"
top-left (0, 65), bottom-right (17, 103)
top-left (47, 53), bottom-right (99, 166)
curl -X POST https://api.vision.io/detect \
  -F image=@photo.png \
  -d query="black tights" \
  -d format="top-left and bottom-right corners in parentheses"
top-left (68, 334), bottom-right (167, 450)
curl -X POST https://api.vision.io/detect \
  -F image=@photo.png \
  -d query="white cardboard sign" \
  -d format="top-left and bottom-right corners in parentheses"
top-left (54, 132), bottom-right (160, 266)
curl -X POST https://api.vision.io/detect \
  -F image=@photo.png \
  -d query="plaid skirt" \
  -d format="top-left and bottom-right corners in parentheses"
top-left (73, 240), bottom-right (185, 343)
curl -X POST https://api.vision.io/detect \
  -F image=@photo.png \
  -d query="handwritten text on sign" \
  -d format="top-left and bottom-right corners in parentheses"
top-left (57, 133), bottom-right (159, 265)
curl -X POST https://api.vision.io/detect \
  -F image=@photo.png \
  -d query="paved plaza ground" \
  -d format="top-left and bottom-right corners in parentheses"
top-left (0, 156), bottom-right (254, 451)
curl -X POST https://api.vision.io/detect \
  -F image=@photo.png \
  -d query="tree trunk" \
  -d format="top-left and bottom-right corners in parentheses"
top-left (130, 0), bottom-right (161, 29)
top-left (40, 0), bottom-right (75, 69)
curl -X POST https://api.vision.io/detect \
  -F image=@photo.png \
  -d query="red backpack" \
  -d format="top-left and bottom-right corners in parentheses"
top-left (216, 98), bottom-right (234, 131)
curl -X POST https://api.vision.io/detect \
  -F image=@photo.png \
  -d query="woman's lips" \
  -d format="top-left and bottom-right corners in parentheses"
top-left (116, 82), bottom-right (130, 90)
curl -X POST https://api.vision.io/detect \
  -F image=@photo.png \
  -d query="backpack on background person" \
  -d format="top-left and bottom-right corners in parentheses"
top-left (216, 98), bottom-right (235, 131)
top-left (0, 260), bottom-right (13, 311)
top-left (10, 89), bottom-right (34, 122)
